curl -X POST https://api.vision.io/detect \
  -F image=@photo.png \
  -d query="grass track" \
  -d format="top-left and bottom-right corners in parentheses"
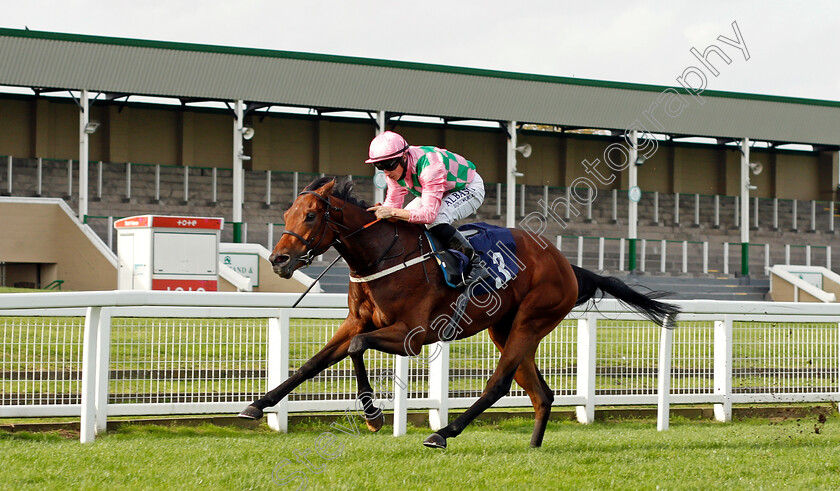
top-left (1, 414), bottom-right (839, 490)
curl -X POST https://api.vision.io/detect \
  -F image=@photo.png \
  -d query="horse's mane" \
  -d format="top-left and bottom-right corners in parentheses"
top-left (304, 176), bottom-right (372, 210)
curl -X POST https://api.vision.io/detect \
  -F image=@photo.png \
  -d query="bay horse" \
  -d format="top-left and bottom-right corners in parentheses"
top-left (239, 177), bottom-right (679, 449)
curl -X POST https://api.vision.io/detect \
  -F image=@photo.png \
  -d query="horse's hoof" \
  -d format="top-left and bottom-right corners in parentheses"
top-left (365, 413), bottom-right (384, 432)
top-left (238, 405), bottom-right (263, 420)
top-left (422, 433), bottom-right (447, 449)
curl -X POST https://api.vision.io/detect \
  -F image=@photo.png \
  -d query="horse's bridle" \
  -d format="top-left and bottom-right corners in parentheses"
top-left (280, 191), bottom-right (348, 267)
top-left (279, 189), bottom-right (406, 272)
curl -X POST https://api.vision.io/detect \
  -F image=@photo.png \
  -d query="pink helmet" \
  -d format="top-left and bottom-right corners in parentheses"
top-left (365, 131), bottom-right (409, 164)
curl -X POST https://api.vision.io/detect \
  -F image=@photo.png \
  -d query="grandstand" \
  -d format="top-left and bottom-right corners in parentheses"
top-left (1, 28), bottom-right (838, 298)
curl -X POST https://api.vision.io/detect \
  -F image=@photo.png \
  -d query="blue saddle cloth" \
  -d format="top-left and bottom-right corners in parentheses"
top-left (427, 222), bottom-right (519, 295)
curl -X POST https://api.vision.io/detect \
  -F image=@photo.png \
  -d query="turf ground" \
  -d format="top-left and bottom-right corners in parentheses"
top-left (1, 412), bottom-right (838, 490)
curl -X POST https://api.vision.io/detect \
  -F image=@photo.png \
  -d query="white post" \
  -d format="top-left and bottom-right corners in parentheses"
top-left (506, 121), bottom-right (518, 228)
top-left (267, 223), bottom-right (274, 250)
top-left (293, 171), bottom-right (300, 197)
top-left (641, 239), bottom-right (647, 272)
top-left (714, 194), bottom-right (720, 228)
top-left (67, 159), bottom-right (73, 198)
top-left (267, 314), bottom-right (289, 432)
top-left (211, 167), bottom-right (218, 203)
top-left (629, 130), bottom-right (639, 246)
top-left (773, 198), bottom-right (779, 229)
top-left (37, 157), bottom-right (43, 196)
top-left (183, 166), bottom-right (189, 202)
top-left (612, 188), bottom-right (618, 222)
top-left (811, 200), bottom-right (817, 232)
top-left (107, 216), bottom-right (114, 251)
top-left (827, 246), bottom-right (832, 270)
top-left (78, 89), bottom-right (89, 219)
top-left (657, 324), bottom-right (673, 431)
top-left (496, 183), bottom-right (502, 217)
top-left (80, 307), bottom-right (101, 443)
top-left (374, 110), bottom-right (386, 205)
top-left (154, 164), bottom-right (161, 202)
top-left (265, 170), bottom-right (272, 206)
top-left (233, 100), bottom-right (245, 241)
top-left (654, 191), bottom-right (660, 224)
top-left (806, 245), bottom-right (812, 266)
top-left (754, 197), bottom-right (759, 229)
top-left (792, 199), bottom-right (798, 230)
top-left (96, 161), bottom-right (103, 200)
top-left (577, 236), bottom-right (584, 267)
top-left (543, 185), bottom-right (549, 217)
top-left (831, 202), bottom-right (835, 232)
top-left (674, 192), bottom-right (680, 225)
top-left (723, 243), bottom-right (729, 275)
top-left (785, 244), bottom-right (791, 265)
top-left (575, 314), bottom-right (596, 424)
top-left (694, 193), bottom-right (700, 226)
top-left (703, 241), bottom-right (709, 274)
top-left (734, 196), bottom-right (739, 228)
top-left (428, 341), bottom-right (450, 431)
top-left (555, 235), bottom-right (562, 250)
top-left (520, 183), bottom-right (526, 217)
top-left (393, 355), bottom-right (409, 437)
top-left (660, 239), bottom-right (667, 273)
top-left (619, 238), bottom-right (625, 271)
top-left (764, 243), bottom-right (770, 275)
top-left (94, 308), bottom-right (112, 434)
top-left (125, 162), bottom-right (131, 200)
top-left (713, 316), bottom-right (733, 422)
top-left (565, 187), bottom-right (572, 220)
top-left (586, 187), bottom-right (593, 221)
top-left (682, 240), bottom-right (688, 273)
top-left (598, 237), bottom-right (605, 271)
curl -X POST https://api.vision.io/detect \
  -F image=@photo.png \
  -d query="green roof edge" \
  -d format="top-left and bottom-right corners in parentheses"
top-left (3, 27), bottom-right (840, 109)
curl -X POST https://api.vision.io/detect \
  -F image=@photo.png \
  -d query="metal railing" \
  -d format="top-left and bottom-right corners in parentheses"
top-left (1, 291), bottom-right (838, 442)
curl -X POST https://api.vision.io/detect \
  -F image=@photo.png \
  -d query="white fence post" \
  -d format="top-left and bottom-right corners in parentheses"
top-left (125, 162), bottom-right (132, 201)
top-left (67, 159), bottom-right (73, 198)
top-left (713, 316), bottom-right (733, 422)
top-left (519, 184), bottom-right (526, 217)
top-left (612, 188), bottom-right (618, 223)
top-left (827, 246), bottom-right (832, 270)
top-left (267, 313), bottom-right (290, 432)
top-left (723, 243), bottom-right (729, 275)
top-left (496, 183), bottom-right (502, 217)
top-left (714, 195), bottom-right (720, 228)
top-left (785, 244), bottom-right (791, 265)
top-left (428, 341), bottom-right (450, 431)
top-left (682, 241), bottom-right (688, 274)
top-left (694, 193), bottom-right (700, 226)
top-left (543, 186), bottom-right (549, 217)
top-left (640, 239), bottom-right (647, 272)
top-left (653, 191), bottom-right (659, 224)
top-left (792, 199), bottom-right (798, 230)
top-left (806, 245), bottom-right (812, 266)
top-left (211, 167), bottom-right (217, 203)
top-left (764, 244), bottom-right (770, 275)
top-left (660, 240), bottom-right (667, 273)
top-left (773, 198), bottom-right (779, 229)
top-left (619, 238), bottom-right (625, 271)
top-left (95, 308), bottom-right (112, 434)
top-left (657, 324), bottom-right (673, 431)
top-left (154, 164), bottom-right (161, 201)
top-left (577, 236), bottom-right (584, 267)
top-left (575, 314), bottom-right (596, 424)
top-left (80, 306), bottom-right (101, 443)
top-left (393, 355), bottom-right (409, 437)
top-left (674, 192), bottom-right (680, 225)
top-left (5, 155), bottom-right (11, 194)
top-left (555, 235), bottom-right (562, 251)
top-left (183, 166), bottom-right (190, 202)
top-left (598, 237), bottom-right (605, 271)
top-left (702, 241), bottom-right (709, 274)
top-left (265, 170), bottom-right (272, 206)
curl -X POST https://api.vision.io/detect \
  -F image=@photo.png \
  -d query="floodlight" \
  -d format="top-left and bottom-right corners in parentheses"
top-left (240, 126), bottom-right (255, 140)
top-left (84, 121), bottom-right (100, 134)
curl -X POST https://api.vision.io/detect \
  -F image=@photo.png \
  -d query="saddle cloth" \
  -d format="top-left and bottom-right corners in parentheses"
top-left (426, 222), bottom-right (519, 295)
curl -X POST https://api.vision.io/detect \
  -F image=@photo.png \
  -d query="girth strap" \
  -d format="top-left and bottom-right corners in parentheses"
top-left (349, 252), bottom-right (436, 283)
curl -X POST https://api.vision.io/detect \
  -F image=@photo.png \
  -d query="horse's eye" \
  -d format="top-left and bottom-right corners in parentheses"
top-left (305, 212), bottom-right (316, 222)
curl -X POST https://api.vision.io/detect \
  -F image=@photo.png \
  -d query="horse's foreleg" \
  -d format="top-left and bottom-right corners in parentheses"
top-left (238, 318), bottom-right (362, 420)
top-left (349, 350), bottom-right (385, 432)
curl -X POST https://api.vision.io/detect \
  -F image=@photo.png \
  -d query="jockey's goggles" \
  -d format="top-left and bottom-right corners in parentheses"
top-left (372, 156), bottom-right (403, 172)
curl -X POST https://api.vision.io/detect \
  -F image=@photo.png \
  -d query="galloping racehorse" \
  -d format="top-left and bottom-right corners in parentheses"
top-left (239, 177), bottom-right (679, 449)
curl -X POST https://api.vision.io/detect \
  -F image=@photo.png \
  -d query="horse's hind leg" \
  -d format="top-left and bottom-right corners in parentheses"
top-left (423, 329), bottom-right (535, 449)
top-left (488, 326), bottom-right (554, 448)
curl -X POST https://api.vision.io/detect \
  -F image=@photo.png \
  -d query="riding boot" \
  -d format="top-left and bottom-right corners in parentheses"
top-left (431, 224), bottom-right (488, 286)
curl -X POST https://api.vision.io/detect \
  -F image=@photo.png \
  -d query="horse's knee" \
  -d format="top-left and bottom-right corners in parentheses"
top-left (484, 373), bottom-right (515, 400)
top-left (348, 335), bottom-right (366, 355)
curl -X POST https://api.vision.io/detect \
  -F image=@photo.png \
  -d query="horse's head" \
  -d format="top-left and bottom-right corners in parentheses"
top-left (270, 179), bottom-right (340, 278)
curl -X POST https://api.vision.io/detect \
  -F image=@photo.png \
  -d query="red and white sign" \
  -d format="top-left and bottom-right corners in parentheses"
top-left (115, 215), bottom-right (223, 230)
top-left (151, 279), bottom-right (218, 292)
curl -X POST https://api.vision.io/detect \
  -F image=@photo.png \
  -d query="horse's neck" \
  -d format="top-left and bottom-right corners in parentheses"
top-left (334, 204), bottom-right (422, 274)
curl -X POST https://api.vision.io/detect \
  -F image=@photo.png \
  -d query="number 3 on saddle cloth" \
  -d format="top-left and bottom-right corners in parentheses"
top-left (425, 222), bottom-right (520, 296)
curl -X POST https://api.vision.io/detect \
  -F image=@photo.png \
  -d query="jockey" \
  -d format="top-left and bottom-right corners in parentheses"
top-left (365, 131), bottom-right (487, 286)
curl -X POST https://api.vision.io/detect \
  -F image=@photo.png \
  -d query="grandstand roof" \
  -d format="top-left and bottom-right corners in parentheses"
top-left (1, 27), bottom-right (839, 147)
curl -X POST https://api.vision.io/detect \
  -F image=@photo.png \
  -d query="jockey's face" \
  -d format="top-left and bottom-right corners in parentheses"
top-left (383, 156), bottom-right (406, 181)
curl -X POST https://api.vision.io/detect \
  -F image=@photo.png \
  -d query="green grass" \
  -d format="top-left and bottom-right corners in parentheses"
top-left (1, 414), bottom-right (839, 490)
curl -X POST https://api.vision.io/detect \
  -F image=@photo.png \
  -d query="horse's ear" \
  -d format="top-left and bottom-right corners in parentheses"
top-left (315, 178), bottom-right (336, 198)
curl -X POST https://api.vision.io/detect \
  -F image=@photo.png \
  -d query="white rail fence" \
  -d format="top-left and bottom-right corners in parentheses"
top-left (1, 291), bottom-right (839, 443)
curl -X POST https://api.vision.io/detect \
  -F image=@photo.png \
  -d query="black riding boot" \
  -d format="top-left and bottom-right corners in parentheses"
top-left (430, 224), bottom-right (488, 286)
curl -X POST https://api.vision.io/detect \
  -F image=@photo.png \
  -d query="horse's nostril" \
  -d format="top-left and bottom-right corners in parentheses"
top-left (273, 254), bottom-right (290, 266)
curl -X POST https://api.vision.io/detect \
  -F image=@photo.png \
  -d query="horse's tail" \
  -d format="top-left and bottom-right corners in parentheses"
top-left (571, 265), bottom-right (680, 327)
